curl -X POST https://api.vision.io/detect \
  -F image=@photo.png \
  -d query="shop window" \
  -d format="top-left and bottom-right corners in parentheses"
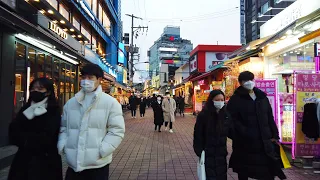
top-left (15, 43), bottom-right (26, 114)
top-left (260, 2), bottom-right (269, 15)
top-left (45, 55), bottom-right (53, 79)
top-left (73, 17), bottom-right (80, 31)
top-left (47, 0), bottom-right (58, 10)
top-left (28, 48), bottom-right (36, 81)
top-left (98, 3), bottom-right (103, 23)
top-left (81, 26), bottom-right (91, 43)
top-left (71, 66), bottom-right (76, 96)
top-left (53, 58), bottom-right (60, 99)
top-left (65, 64), bottom-right (71, 102)
top-left (59, 4), bottom-right (69, 21)
top-left (37, 52), bottom-right (45, 77)
top-left (92, 0), bottom-right (97, 16)
top-left (59, 61), bottom-right (66, 107)
top-left (102, 10), bottom-right (111, 34)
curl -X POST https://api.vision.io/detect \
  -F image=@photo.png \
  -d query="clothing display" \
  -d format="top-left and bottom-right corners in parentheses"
top-left (302, 102), bottom-right (320, 140)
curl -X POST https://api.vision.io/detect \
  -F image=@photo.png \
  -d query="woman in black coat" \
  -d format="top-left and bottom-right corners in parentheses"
top-left (139, 97), bottom-right (147, 117)
top-left (227, 71), bottom-right (285, 180)
top-left (179, 96), bottom-right (185, 117)
top-left (193, 90), bottom-right (233, 180)
top-left (153, 95), bottom-right (164, 132)
top-left (8, 78), bottom-right (63, 180)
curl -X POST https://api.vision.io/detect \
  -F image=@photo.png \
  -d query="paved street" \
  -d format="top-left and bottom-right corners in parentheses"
top-left (1, 108), bottom-right (319, 180)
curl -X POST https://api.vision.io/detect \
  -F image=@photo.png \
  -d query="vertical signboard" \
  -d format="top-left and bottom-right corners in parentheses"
top-left (294, 74), bottom-right (320, 158)
top-left (240, 0), bottom-right (246, 45)
top-left (190, 55), bottom-right (198, 73)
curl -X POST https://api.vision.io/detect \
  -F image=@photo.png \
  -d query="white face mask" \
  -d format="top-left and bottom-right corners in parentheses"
top-left (81, 80), bottom-right (96, 93)
top-left (243, 80), bottom-right (255, 90)
top-left (157, 98), bottom-right (161, 101)
top-left (213, 101), bottom-right (225, 110)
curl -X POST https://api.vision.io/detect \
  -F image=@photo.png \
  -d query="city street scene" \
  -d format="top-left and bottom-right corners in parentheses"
top-left (1, 0), bottom-right (320, 180)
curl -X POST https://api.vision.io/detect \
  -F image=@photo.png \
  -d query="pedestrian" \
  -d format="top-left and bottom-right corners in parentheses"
top-left (153, 95), bottom-right (165, 132)
top-left (129, 92), bottom-right (138, 118)
top-left (8, 77), bottom-right (63, 180)
top-left (58, 64), bottom-right (125, 180)
top-left (162, 92), bottom-right (176, 133)
top-left (139, 96), bottom-right (147, 117)
top-left (173, 95), bottom-right (179, 116)
top-left (227, 71), bottom-right (286, 180)
top-left (179, 95), bottom-right (185, 117)
top-left (193, 90), bottom-right (233, 180)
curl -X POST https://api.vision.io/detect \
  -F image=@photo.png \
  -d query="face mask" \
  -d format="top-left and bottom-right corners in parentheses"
top-left (81, 80), bottom-right (96, 93)
top-left (30, 91), bottom-right (47, 103)
top-left (157, 98), bottom-right (161, 101)
top-left (243, 81), bottom-right (255, 90)
top-left (213, 101), bottom-right (225, 110)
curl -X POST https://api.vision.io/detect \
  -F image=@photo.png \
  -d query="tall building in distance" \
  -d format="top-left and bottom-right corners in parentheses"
top-left (148, 26), bottom-right (193, 94)
top-left (242, 0), bottom-right (294, 44)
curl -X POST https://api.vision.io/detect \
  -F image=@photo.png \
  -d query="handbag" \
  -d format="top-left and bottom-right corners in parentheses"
top-left (279, 144), bottom-right (291, 169)
top-left (197, 150), bottom-right (206, 180)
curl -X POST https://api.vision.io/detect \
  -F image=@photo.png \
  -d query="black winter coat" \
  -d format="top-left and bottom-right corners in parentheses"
top-left (302, 103), bottom-right (320, 140)
top-left (152, 101), bottom-right (164, 125)
top-left (139, 98), bottom-right (147, 114)
top-left (193, 106), bottom-right (232, 180)
top-left (227, 87), bottom-right (285, 179)
top-left (179, 97), bottom-right (185, 111)
top-left (129, 95), bottom-right (138, 110)
top-left (8, 104), bottom-right (63, 180)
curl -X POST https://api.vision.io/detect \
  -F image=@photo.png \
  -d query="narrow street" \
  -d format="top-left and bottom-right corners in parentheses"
top-left (0, 108), bottom-right (319, 180)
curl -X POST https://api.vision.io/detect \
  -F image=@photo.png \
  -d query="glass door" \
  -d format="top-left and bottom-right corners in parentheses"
top-left (14, 43), bottom-right (27, 115)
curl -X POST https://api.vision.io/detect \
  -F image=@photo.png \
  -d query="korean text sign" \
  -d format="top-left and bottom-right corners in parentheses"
top-left (295, 74), bottom-right (320, 157)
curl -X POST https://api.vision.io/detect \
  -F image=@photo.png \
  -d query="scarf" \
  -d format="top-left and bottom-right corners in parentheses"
top-left (23, 97), bottom-right (48, 120)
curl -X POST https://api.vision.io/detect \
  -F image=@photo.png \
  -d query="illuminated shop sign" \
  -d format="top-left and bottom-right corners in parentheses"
top-left (49, 21), bottom-right (68, 39)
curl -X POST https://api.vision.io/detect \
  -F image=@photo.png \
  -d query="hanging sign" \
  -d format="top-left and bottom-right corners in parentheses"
top-left (294, 73), bottom-right (320, 158)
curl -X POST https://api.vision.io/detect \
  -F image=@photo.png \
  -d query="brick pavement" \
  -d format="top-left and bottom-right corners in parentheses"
top-left (1, 108), bottom-right (319, 180)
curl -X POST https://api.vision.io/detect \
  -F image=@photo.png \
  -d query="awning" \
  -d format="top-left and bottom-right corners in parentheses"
top-left (182, 73), bottom-right (199, 83)
top-left (189, 64), bottom-right (226, 82)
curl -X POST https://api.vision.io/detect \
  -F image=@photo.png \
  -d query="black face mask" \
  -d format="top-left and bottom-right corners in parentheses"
top-left (30, 91), bottom-right (47, 103)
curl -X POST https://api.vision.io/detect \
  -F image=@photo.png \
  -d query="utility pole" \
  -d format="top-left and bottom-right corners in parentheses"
top-left (125, 14), bottom-right (148, 88)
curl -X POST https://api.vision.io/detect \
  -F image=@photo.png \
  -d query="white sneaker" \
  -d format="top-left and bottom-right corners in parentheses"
top-left (134, 116), bottom-right (136, 119)
top-left (169, 129), bottom-right (174, 133)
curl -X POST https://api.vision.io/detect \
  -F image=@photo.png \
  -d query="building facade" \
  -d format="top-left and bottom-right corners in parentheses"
top-left (243, 0), bottom-right (294, 44)
top-left (0, 0), bottom-right (125, 165)
top-left (148, 26), bottom-right (193, 94)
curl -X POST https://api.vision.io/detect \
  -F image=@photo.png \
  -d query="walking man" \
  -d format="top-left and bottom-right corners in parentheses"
top-left (58, 64), bottom-right (125, 180)
top-left (227, 71), bottom-right (285, 180)
top-left (129, 93), bottom-right (138, 118)
top-left (162, 92), bottom-right (176, 133)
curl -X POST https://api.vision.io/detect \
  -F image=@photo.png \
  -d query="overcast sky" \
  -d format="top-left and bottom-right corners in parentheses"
top-left (121, 0), bottom-right (241, 83)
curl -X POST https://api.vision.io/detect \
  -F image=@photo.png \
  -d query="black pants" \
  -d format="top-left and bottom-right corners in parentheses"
top-left (131, 109), bottom-right (136, 117)
top-left (165, 121), bottom-right (173, 129)
top-left (180, 109), bottom-right (184, 116)
top-left (65, 165), bottom-right (109, 180)
top-left (238, 174), bottom-right (274, 180)
top-left (155, 125), bottom-right (162, 131)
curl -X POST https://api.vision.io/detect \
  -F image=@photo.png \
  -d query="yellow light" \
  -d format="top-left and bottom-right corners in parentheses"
top-left (48, 10), bottom-right (54, 14)
top-left (70, 28), bottom-right (75, 32)
top-left (63, 28), bottom-right (68, 32)
top-left (39, 10), bottom-right (45, 14)
top-left (60, 20), bottom-right (66, 24)
top-left (77, 35), bottom-right (82, 38)
top-left (71, 35), bottom-right (76, 38)
top-left (52, 20), bottom-right (58, 24)
top-left (34, 0), bottom-right (39, 1)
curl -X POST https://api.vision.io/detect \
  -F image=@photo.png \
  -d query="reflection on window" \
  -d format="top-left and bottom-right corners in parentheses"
top-left (98, 3), bottom-right (103, 23)
top-left (102, 10), bottom-right (111, 34)
top-left (37, 52), bottom-right (45, 78)
top-left (59, 4), bottom-right (69, 21)
top-left (47, 0), bottom-right (58, 9)
top-left (92, 0), bottom-right (97, 16)
top-left (81, 26), bottom-right (91, 42)
top-left (59, 62), bottom-right (66, 107)
top-left (45, 56), bottom-right (53, 78)
top-left (53, 59), bottom-right (60, 98)
top-left (73, 17), bottom-right (80, 31)
top-left (15, 43), bottom-right (26, 114)
top-left (28, 48), bottom-right (36, 81)
top-left (261, 2), bottom-right (269, 14)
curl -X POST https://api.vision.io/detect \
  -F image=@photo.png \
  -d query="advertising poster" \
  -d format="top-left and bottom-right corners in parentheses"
top-left (295, 74), bottom-right (320, 157)
top-left (255, 80), bottom-right (278, 125)
top-left (279, 93), bottom-right (294, 143)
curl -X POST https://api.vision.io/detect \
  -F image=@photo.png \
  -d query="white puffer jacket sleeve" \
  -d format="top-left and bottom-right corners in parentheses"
top-left (58, 102), bottom-right (68, 154)
top-left (99, 99), bottom-right (125, 158)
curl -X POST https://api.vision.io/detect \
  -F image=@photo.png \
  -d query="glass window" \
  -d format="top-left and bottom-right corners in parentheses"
top-left (47, 0), bottom-right (58, 10)
top-left (98, 4), bottom-right (103, 23)
top-left (37, 52), bottom-right (45, 78)
top-left (73, 17), bottom-right (80, 31)
top-left (86, 0), bottom-right (92, 8)
top-left (65, 64), bottom-right (71, 101)
top-left (92, 36), bottom-right (97, 51)
top-left (28, 48), bottom-right (36, 81)
top-left (15, 43), bottom-right (26, 114)
top-left (45, 55), bottom-right (53, 79)
top-left (59, 4), bottom-right (69, 21)
top-left (92, 0), bottom-right (97, 16)
top-left (261, 2), bottom-right (270, 14)
top-left (102, 10), bottom-right (111, 34)
top-left (59, 61), bottom-right (66, 107)
top-left (53, 58), bottom-right (60, 99)
top-left (81, 26), bottom-right (91, 42)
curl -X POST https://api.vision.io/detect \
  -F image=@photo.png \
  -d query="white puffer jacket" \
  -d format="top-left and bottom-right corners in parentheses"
top-left (58, 86), bottom-right (125, 172)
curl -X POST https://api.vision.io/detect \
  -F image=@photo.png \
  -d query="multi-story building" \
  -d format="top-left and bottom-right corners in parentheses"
top-left (241, 0), bottom-right (295, 45)
top-left (0, 0), bottom-right (126, 167)
top-left (148, 26), bottom-right (193, 94)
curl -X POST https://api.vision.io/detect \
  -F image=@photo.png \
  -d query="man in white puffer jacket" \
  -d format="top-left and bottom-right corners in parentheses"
top-left (58, 64), bottom-right (125, 180)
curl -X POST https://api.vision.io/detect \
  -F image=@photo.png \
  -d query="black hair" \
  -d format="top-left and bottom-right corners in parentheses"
top-left (28, 77), bottom-right (60, 113)
top-left (165, 92), bottom-right (170, 95)
top-left (153, 94), bottom-right (156, 97)
top-left (81, 64), bottom-right (103, 78)
top-left (238, 71), bottom-right (254, 83)
top-left (203, 89), bottom-right (225, 134)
